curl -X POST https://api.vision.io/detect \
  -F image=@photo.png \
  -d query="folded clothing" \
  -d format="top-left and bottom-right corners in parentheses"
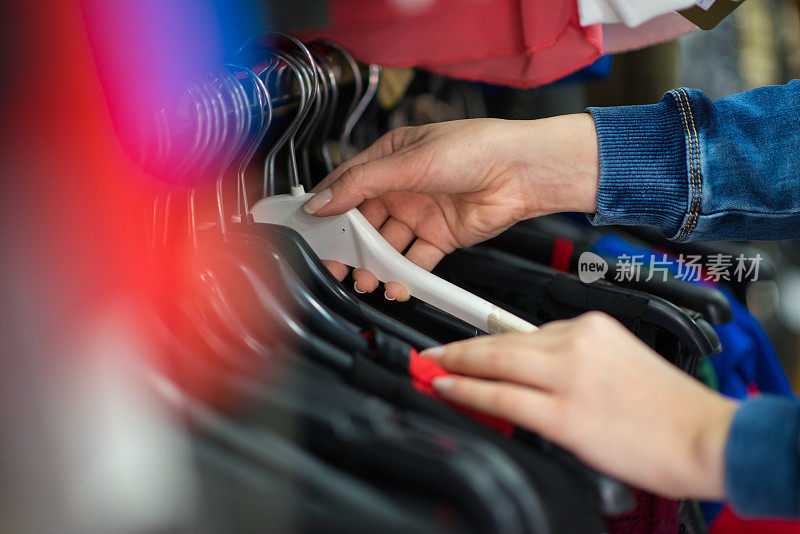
top-left (300, 0), bottom-right (602, 88)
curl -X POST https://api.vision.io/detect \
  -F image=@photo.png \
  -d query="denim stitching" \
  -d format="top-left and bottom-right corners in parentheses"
top-left (673, 89), bottom-right (699, 242)
top-left (670, 89), bottom-right (697, 242)
top-left (678, 88), bottom-right (702, 241)
top-left (671, 90), bottom-right (695, 241)
top-left (674, 89), bottom-right (701, 242)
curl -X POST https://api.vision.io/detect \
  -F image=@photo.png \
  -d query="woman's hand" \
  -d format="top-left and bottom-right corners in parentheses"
top-left (424, 312), bottom-right (738, 500)
top-left (303, 115), bottom-right (599, 300)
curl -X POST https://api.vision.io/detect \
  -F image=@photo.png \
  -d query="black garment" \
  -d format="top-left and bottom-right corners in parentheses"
top-left (354, 282), bottom-right (485, 343)
top-left (341, 353), bottom-right (606, 533)
top-left (192, 435), bottom-right (430, 534)
top-left (227, 355), bottom-right (549, 534)
top-left (246, 223), bottom-right (441, 349)
top-left (435, 247), bottom-right (720, 375)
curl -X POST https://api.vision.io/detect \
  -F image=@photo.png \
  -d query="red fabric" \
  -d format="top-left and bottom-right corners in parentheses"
top-left (300, 0), bottom-right (603, 88)
top-left (410, 350), bottom-right (515, 437)
top-left (606, 490), bottom-right (679, 534)
top-left (710, 505), bottom-right (800, 534)
top-left (550, 237), bottom-right (575, 272)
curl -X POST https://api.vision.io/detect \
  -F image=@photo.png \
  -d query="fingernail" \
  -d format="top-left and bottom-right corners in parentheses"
top-left (420, 346), bottom-right (445, 360)
top-left (432, 377), bottom-right (454, 392)
top-left (384, 290), bottom-right (396, 301)
top-left (353, 281), bottom-right (366, 294)
top-left (302, 188), bottom-right (332, 214)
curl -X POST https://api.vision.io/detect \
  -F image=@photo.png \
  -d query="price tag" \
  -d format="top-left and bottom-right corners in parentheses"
top-left (679, 0), bottom-right (745, 30)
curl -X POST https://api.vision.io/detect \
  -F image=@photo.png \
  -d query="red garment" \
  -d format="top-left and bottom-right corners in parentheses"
top-left (550, 237), bottom-right (575, 272)
top-left (300, 0), bottom-right (603, 88)
top-left (409, 350), bottom-right (514, 436)
top-left (606, 490), bottom-right (679, 534)
top-left (710, 505), bottom-right (800, 534)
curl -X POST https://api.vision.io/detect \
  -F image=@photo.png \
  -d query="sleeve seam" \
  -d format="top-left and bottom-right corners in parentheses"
top-left (670, 89), bottom-right (703, 243)
top-left (680, 88), bottom-right (704, 242)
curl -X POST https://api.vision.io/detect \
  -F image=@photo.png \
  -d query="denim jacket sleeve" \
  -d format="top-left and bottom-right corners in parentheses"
top-left (586, 79), bottom-right (800, 242)
top-left (724, 395), bottom-right (800, 517)
top-left (588, 83), bottom-right (800, 519)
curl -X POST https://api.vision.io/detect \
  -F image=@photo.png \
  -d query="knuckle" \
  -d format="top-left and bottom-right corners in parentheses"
top-left (388, 126), bottom-right (416, 150)
top-left (580, 311), bottom-right (615, 331)
top-left (336, 166), bottom-right (358, 190)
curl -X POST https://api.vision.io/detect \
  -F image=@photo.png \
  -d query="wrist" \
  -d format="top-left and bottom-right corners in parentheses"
top-left (513, 114), bottom-right (599, 219)
top-left (566, 113), bottom-right (600, 214)
top-left (687, 395), bottom-right (738, 499)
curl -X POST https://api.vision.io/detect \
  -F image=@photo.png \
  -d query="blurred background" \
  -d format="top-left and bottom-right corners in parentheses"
top-left (1, 1), bottom-right (798, 533)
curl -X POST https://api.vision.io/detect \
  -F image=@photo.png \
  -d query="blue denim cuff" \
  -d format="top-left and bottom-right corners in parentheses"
top-left (586, 95), bottom-right (688, 239)
top-left (725, 395), bottom-right (800, 518)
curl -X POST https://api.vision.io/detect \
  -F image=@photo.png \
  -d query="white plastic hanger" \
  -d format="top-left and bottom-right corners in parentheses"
top-left (250, 186), bottom-right (538, 334)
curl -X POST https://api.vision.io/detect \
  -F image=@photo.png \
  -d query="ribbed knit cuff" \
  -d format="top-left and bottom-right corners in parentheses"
top-left (586, 94), bottom-right (689, 239)
top-left (725, 395), bottom-right (800, 518)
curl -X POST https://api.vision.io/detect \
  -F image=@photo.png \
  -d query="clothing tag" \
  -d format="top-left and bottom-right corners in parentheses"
top-left (679, 0), bottom-right (745, 30)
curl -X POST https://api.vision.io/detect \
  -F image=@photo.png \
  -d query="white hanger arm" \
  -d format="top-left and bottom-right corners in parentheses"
top-left (250, 187), bottom-right (538, 334)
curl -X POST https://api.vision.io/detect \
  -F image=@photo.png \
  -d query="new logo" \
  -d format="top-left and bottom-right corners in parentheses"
top-left (577, 252), bottom-right (608, 284)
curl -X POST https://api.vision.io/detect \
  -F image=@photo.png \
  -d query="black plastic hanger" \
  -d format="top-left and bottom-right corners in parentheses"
top-left (486, 218), bottom-right (734, 325)
top-left (232, 222), bottom-right (440, 349)
top-left (435, 246), bottom-right (721, 374)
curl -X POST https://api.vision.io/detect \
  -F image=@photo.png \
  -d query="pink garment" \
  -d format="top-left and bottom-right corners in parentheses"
top-left (603, 12), bottom-right (698, 54)
top-left (300, 0), bottom-right (603, 88)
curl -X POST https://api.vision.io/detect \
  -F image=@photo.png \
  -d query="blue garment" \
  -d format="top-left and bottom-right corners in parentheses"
top-left (587, 80), bottom-right (800, 242)
top-left (590, 234), bottom-right (797, 518)
top-left (555, 55), bottom-right (613, 84)
top-left (591, 234), bottom-right (793, 401)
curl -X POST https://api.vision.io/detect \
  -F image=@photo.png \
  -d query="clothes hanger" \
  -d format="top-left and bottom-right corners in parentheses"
top-left (221, 51), bottom-right (440, 350)
top-left (340, 63), bottom-right (380, 161)
top-left (261, 53), bottom-right (310, 197)
top-left (234, 41), bottom-right (535, 334)
top-left (249, 189), bottom-right (538, 334)
top-left (294, 50), bottom-right (330, 189)
top-left (237, 32), bottom-right (319, 197)
top-left (437, 246), bottom-right (722, 373)
top-left (220, 366), bottom-right (546, 534)
top-left (311, 39), bottom-right (363, 172)
top-left (222, 230), bottom-right (375, 357)
top-left (152, 364), bottom-right (436, 534)
top-left (238, 223), bottom-right (441, 349)
top-left (236, 213), bottom-right (616, 524)
top-left (152, 51), bottom-right (608, 531)
top-left (486, 217), bottom-right (734, 325)
top-left (306, 46), bottom-right (339, 176)
top-left (354, 287), bottom-right (486, 343)
top-left (616, 224), bottom-right (777, 303)
top-left (227, 65), bottom-right (272, 221)
top-left (246, 39), bottom-right (536, 334)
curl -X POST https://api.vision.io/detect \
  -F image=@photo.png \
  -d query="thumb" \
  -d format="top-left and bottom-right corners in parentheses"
top-left (303, 153), bottom-right (414, 216)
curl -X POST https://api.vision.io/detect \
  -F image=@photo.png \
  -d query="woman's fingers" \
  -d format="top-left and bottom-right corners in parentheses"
top-left (352, 268), bottom-right (379, 293)
top-left (422, 334), bottom-right (564, 391)
top-left (357, 198), bottom-right (390, 228)
top-left (405, 238), bottom-right (447, 272)
top-left (322, 260), bottom-right (350, 281)
top-left (432, 376), bottom-right (562, 440)
top-left (379, 217), bottom-right (416, 254)
top-left (375, 238), bottom-right (448, 301)
top-left (383, 281), bottom-right (410, 301)
top-left (309, 129), bottom-right (406, 194)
